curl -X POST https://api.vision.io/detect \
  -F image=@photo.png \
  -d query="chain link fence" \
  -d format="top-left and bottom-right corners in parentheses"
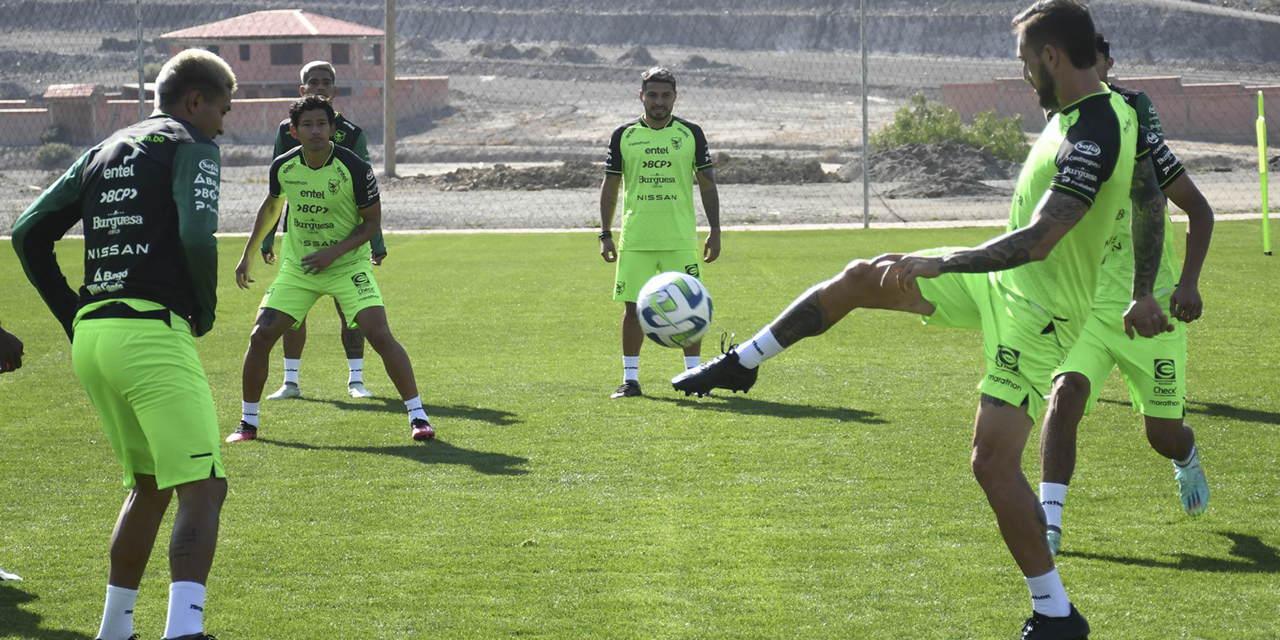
top-left (3, 0), bottom-right (1280, 232)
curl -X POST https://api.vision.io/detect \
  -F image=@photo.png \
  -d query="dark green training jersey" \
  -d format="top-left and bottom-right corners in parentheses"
top-left (605, 116), bottom-right (713, 251)
top-left (264, 112), bottom-right (384, 256)
top-left (12, 114), bottom-right (221, 338)
top-left (998, 90), bottom-right (1138, 347)
top-left (270, 143), bottom-right (380, 273)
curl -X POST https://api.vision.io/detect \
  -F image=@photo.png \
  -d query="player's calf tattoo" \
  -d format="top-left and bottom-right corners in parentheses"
top-left (771, 290), bottom-right (828, 347)
top-left (341, 327), bottom-right (364, 353)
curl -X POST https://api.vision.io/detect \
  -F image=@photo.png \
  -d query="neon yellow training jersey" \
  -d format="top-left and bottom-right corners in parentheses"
top-left (605, 116), bottom-right (713, 251)
top-left (996, 90), bottom-right (1137, 347)
top-left (269, 143), bottom-right (380, 273)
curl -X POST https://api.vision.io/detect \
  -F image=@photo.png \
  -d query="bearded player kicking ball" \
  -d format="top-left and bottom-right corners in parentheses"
top-left (228, 95), bottom-right (434, 443)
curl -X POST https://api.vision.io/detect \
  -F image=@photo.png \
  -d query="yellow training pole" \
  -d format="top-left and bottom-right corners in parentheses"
top-left (1259, 91), bottom-right (1272, 255)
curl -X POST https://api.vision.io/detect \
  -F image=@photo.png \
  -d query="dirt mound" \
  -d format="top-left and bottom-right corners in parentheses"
top-left (617, 46), bottom-right (658, 66)
top-left (549, 46), bottom-right (600, 64)
top-left (682, 54), bottom-right (734, 70)
top-left (405, 161), bottom-right (601, 191)
top-left (715, 154), bottom-right (830, 184)
top-left (469, 43), bottom-right (524, 60)
top-left (865, 141), bottom-right (1019, 183)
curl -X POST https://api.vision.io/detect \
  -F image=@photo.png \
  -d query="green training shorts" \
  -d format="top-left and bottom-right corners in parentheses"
top-left (1055, 309), bottom-right (1187, 419)
top-left (915, 249), bottom-right (1066, 421)
top-left (261, 263), bottom-right (384, 329)
top-left (71, 299), bottom-right (225, 490)
top-left (613, 249), bottom-right (701, 303)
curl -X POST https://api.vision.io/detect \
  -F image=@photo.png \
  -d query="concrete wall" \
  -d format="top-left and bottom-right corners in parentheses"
top-left (943, 76), bottom-right (1280, 144)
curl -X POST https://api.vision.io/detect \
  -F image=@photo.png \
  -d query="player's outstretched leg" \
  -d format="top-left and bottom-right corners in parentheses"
top-left (1145, 418), bottom-right (1208, 516)
top-left (673, 255), bottom-right (933, 396)
top-left (230, 308), bottom-right (296, 442)
top-left (354, 306), bottom-right (434, 441)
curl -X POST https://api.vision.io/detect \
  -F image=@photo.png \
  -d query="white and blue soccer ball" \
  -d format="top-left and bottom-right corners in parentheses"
top-left (636, 271), bottom-right (713, 349)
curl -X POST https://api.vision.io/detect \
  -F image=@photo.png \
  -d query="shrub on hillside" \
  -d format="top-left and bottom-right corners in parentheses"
top-left (34, 142), bottom-right (73, 169)
top-left (872, 94), bottom-right (1028, 163)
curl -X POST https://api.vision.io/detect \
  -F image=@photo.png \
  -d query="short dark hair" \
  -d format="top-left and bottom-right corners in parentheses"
top-left (641, 67), bottom-right (676, 91)
top-left (289, 94), bottom-right (335, 126)
top-left (1095, 32), bottom-right (1111, 59)
top-left (1012, 0), bottom-right (1097, 70)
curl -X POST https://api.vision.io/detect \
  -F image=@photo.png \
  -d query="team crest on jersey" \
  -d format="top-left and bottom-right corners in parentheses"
top-left (334, 129), bottom-right (347, 143)
top-left (670, 137), bottom-right (682, 150)
top-left (1146, 131), bottom-right (1160, 145)
top-left (328, 178), bottom-right (341, 194)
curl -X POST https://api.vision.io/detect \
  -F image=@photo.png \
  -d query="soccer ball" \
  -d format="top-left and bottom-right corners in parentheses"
top-left (636, 272), bottom-right (713, 349)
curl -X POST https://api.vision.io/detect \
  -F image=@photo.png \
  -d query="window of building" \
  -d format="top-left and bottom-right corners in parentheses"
top-left (270, 43), bottom-right (303, 66)
top-left (332, 43), bottom-right (350, 66)
top-left (366, 43), bottom-right (381, 66)
top-left (204, 45), bottom-right (219, 56)
top-left (240, 44), bottom-right (251, 61)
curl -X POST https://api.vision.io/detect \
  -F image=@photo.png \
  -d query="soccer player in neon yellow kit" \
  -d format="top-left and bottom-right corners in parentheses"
top-left (229, 95), bottom-right (434, 443)
top-left (261, 61), bottom-right (387, 401)
top-left (599, 66), bottom-right (721, 398)
top-left (1038, 32), bottom-right (1215, 557)
top-left (13, 48), bottom-right (235, 640)
top-left (674, 1), bottom-right (1174, 635)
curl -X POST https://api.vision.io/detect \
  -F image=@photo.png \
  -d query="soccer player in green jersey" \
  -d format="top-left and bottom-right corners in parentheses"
top-left (229, 95), bottom-right (435, 443)
top-left (1039, 33), bottom-right (1215, 557)
top-left (674, 1), bottom-right (1171, 635)
top-left (260, 61), bottom-right (387, 401)
top-left (12, 48), bottom-right (235, 640)
top-left (599, 66), bottom-right (721, 399)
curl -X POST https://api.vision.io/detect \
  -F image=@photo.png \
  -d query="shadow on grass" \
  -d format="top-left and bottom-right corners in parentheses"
top-left (0, 584), bottom-right (95, 640)
top-left (258, 436), bottom-right (529, 476)
top-left (647, 394), bottom-right (887, 424)
top-left (1097, 397), bottom-right (1280, 426)
top-left (293, 396), bottom-right (521, 426)
top-left (1067, 531), bottom-right (1278, 573)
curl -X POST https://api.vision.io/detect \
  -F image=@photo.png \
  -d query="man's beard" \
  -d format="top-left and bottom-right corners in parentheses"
top-left (1035, 62), bottom-right (1058, 111)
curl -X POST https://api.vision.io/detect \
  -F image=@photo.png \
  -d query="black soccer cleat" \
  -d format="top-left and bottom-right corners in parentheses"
top-left (1019, 605), bottom-right (1090, 640)
top-left (610, 380), bottom-right (642, 399)
top-left (671, 349), bottom-right (758, 397)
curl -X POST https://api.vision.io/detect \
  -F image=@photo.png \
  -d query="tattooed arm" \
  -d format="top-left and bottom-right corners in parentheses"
top-left (885, 191), bottom-right (1089, 292)
top-left (1122, 155), bottom-right (1173, 339)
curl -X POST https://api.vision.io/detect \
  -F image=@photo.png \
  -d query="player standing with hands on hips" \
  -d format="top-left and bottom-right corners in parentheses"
top-left (12, 48), bottom-right (235, 640)
top-left (229, 95), bottom-right (435, 444)
top-left (260, 60), bottom-right (387, 401)
top-left (599, 67), bottom-right (721, 399)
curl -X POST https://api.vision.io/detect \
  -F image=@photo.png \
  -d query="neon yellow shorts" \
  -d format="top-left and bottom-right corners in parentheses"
top-left (1055, 309), bottom-right (1187, 419)
top-left (71, 300), bottom-right (225, 490)
top-left (613, 248), bottom-right (702, 303)
top-left (915, 249), bottom-right (1066, 420)
top-left (261, 263), bottom-right (384, 329)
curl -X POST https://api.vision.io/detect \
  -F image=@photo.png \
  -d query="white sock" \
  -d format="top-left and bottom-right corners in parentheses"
top-left (405, 396), bottom-right (429, 422)
top-left (622, 356), bottom-right (639, 382)
top-left (347, 358), bottom-right (364, 385)
top-left (97, 584), bottom-right (138, 640)
top-left (1174, 444), bottom-right (1197, 467)
top-left (162, 581), bottom-right (206, 640)
top-left (1025, 568), bottom-right (1071, 617)
top-left (283, 358), bottom-right (301, 385)
top-left (735, 327), bottom-right (783, 369)
top-left (684, 355), bottom-right (701, 369)
top-left (1040, 482), bottom-right (1068, 530)
top-left (241, 401), bottom-right (260, 427)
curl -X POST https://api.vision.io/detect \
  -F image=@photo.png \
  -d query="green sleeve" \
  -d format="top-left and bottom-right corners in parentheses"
top-left (172, 143), bottom-right (220, 337)
top-left (11, 154), bottom-right (89, 339)
top-left (1135, 92), bottom-right (1164, 142)
top-left (354, 131), bottom-right (370, 164)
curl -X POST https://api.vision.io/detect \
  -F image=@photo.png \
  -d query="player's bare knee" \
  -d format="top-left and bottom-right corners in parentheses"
top-left (970, 446), bottom-right (1019, 489)
top-left (1051, 372), bottom-right (1090, 410)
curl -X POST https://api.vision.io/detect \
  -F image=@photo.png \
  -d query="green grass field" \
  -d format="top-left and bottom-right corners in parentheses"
top-left (1, 221), bottom-right (1277, 639)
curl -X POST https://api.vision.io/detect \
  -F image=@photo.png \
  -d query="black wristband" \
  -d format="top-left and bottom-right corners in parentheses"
top-left (598, 231), bottom-right (613, 240)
